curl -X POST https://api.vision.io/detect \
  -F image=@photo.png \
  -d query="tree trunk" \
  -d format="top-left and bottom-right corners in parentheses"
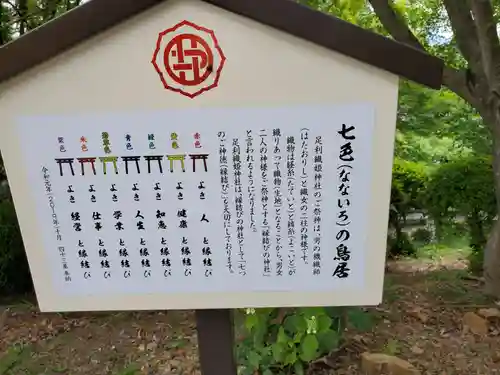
top-left (467, 209), bottom-right (486, 273)
top-left (468, 210), bottom-right (487, 251)
top-left (433, 217), bottom-right (444, 242)
top-left (17, 0), bottom-right (28, 36)
top-left (481, 108), bottom-right (500, 297)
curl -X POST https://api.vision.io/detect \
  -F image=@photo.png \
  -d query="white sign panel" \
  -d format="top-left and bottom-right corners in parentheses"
top-left (16, 105), bottom-right (374, 301)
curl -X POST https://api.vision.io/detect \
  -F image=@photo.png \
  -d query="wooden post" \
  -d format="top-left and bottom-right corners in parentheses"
top-left (196, 309), bottom-right (237, 375)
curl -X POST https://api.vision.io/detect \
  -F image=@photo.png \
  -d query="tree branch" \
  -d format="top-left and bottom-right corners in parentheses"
top-left (41, 0), bottom-right (60, 21)
top-left (367, 0), bottom-right (425, 50)
top-left (367, 0), bottom-right (493, 108)
top-left (442, 0), bottom-right (483, 74)
top-left (3, 0), bottom-right (21, 16)
top-left (443, 66), bottom-right (482, 108)
top-left (469, 0), bottom-right (500, 85)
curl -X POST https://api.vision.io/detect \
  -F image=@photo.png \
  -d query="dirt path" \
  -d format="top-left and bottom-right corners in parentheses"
top-left (1, 258), bottom-right (500, 374)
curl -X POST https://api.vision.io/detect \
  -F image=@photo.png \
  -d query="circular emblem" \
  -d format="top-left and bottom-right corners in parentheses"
top-left (152, 20), bottom-right (226, 99)
top-left (164, 34), bottom-right (214, 86)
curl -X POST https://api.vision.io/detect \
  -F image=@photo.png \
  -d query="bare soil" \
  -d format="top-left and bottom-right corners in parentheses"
top-left (1, 255), bottom-right (500, 374)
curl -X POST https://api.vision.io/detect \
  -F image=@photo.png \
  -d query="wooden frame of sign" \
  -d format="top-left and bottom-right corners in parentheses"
top-left (0, 0), bottom-right (443, 373)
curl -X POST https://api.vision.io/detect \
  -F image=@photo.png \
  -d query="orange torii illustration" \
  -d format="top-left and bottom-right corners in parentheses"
top-left (77, 157), bottom-right (97, 175)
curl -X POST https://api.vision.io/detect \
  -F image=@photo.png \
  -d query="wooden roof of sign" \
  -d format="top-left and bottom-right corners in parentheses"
top-left (0, 0), bottom-right (443, 88)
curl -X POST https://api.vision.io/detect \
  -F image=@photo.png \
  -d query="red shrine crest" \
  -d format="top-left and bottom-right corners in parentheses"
top-left (152, 20), bottom-right (226, 99)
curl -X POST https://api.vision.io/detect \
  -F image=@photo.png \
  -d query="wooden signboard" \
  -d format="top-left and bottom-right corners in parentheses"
top-left (0, 0), bottom-right (443, 373)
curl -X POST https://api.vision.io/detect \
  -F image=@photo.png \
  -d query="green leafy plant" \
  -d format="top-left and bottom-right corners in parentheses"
top-left (387, 232), bottom-right (415, 258)
top-left (237, 306), bottom-right (372, 374)
top-left (388, 158), bottom-right (428, 257)
top-left (426, 156), bottom-right (495, 272)
top-left (411, 228), bottom-right (432, 245)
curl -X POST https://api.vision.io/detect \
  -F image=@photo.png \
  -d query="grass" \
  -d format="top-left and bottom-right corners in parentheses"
top-left (415, 242), bottom-right (470, 260)
top-left (116, 363), bottom-right (141, 375)
top-left (0, 344), bottom-right (32, 374)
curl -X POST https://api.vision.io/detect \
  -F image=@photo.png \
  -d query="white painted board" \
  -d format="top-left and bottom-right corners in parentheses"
top-left (16, 104), bottom-right (374, 303)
